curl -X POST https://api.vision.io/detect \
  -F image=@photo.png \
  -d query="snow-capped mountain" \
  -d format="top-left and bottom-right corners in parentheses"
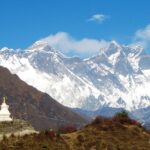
top-left (0, 40), bottom-right (150, 112)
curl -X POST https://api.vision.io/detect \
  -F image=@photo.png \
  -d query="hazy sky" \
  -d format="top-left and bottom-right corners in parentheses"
top-left (0, 0), bottom-right (150, 57)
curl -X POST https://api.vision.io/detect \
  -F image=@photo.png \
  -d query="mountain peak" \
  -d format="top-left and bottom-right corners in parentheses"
top-left (27, 40), bottom-right (54, 52)
top-left (109, 40), bottom-right (121, 48)
top-left (0, 47), bottom-right (14, 52)
top-left (104, 40), bottom-right (121, 57)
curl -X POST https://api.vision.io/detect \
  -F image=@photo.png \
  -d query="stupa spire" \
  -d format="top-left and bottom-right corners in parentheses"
top-left (3, 96), bottom-right (6, 103)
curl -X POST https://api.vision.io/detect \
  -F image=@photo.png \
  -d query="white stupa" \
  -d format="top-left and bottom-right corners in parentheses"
top-left (0, 97), bottom-right (12, 122)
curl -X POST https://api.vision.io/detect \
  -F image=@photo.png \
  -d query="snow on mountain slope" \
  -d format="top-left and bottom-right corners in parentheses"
top-left (0, 43), bottom-right (100, 110)
top-left (0, 40), bottom-right (150, 111)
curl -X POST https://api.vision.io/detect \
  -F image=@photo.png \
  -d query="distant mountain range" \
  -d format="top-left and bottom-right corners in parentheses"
top-left (0, 66), bottom-right (86, 130)
top-left (0, 40), bottom-right (150, 125)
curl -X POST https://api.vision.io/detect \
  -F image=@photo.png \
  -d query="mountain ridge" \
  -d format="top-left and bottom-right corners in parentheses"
top-left (0, 40), bottom-right (150, 112)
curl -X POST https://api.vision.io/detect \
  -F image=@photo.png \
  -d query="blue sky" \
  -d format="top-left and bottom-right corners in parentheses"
top-left (0, 0), bottom-right (150, 57)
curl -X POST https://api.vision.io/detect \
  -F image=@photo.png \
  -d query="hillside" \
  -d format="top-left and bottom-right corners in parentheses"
top-left (0, 112), bottom-right (150, 150)
top-left (0, 119), bottom-right (36, 140)
top-left (0, 66), bottom-right (87, 130)
top-left (63, 112), bottom-right (150, 150)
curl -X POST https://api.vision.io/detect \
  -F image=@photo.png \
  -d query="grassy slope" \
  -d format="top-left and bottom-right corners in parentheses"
top-left (63, 124), bottom-right (150, 150)
top-left (0, 115), bottom-right (150, 150)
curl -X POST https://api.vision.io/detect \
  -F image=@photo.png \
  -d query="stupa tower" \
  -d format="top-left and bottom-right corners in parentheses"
top-left (0, 97), bottom-right (12, 122)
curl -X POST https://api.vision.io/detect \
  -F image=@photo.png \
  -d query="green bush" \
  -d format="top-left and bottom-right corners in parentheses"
top-left (115, 110), bottom-right (129, 118)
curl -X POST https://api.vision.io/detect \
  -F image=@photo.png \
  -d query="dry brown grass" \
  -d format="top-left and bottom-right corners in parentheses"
top-left (62, 112), bottom-right (150, 150)
top-left (0, 113), bottom-right (150, 150)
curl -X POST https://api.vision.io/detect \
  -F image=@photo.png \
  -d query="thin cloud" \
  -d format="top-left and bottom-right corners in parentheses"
top-left (40, 32), bottom-right (111, 57)
top-left (88, 14), bottom-right (108, 23)
top-left (134, 24), bottom-right (150, 48)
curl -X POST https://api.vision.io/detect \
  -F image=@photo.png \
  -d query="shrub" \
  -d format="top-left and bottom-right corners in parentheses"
top-left (44, 130), bottom-right (56, 140)
top-left (113, 110), bottom-right (140, 126)
top-left (91, 116), bottom-right (109, 125)
top-left (115, 110), bottom-right (129, 118)
top-left (77, 134), bottom-right (84, 143)
top-left (10, 133), bottom-right (15, 138)
top-left (42, 144), bottom-right (48, 149)
top-left (16, 141), bottom-right (24, 147)
top-left (34, 132), bottom-right (45, 141)
top-left (58, 125), bottom-right (77, 134)
top-left (91, 110), bottom-right (141, 128)
top-left (2, 135), bottom-right (7, 142)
